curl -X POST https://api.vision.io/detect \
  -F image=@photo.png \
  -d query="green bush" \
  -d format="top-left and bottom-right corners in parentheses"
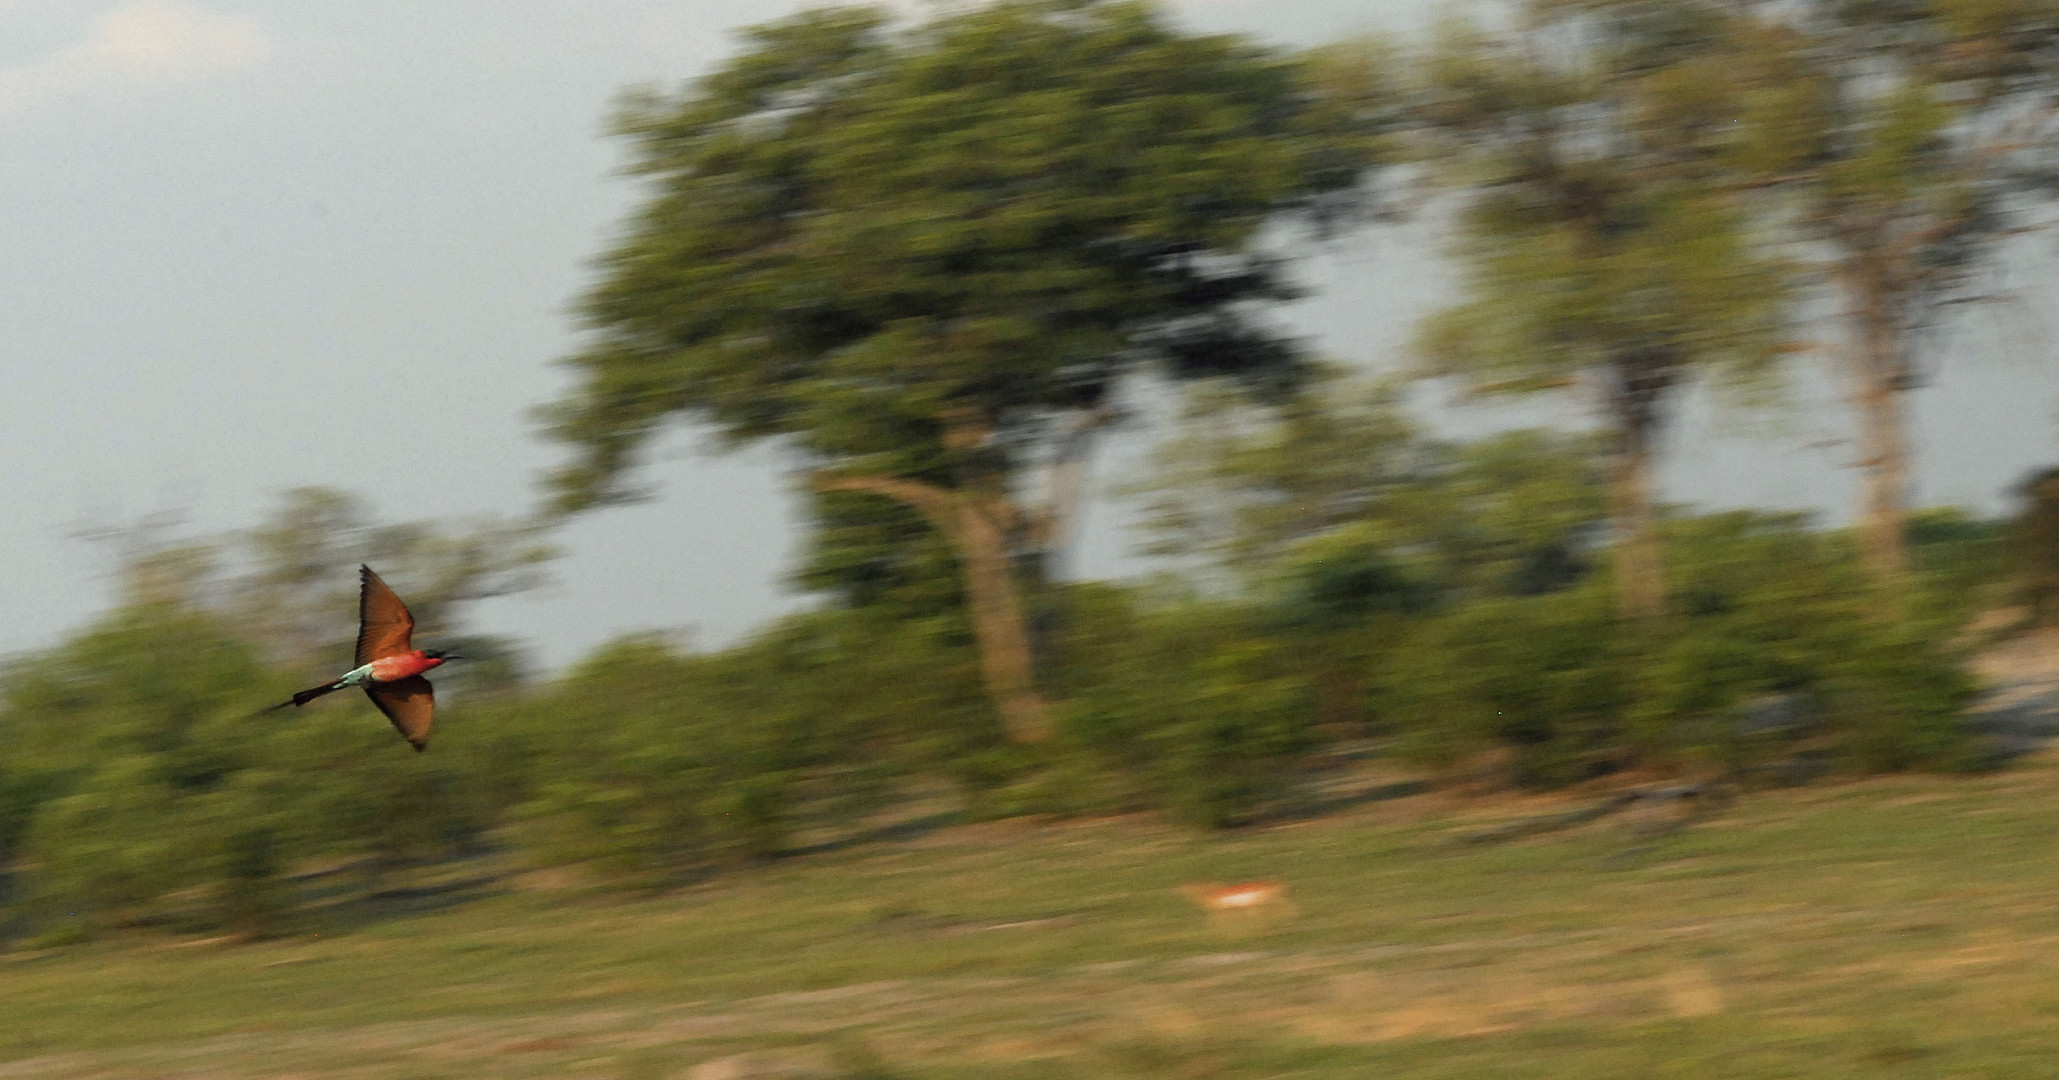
top-left (504, 620), bottom-right (958, 882)
top-left (21, 757), bottom-right (190, 927)
top-left (1375, 513), bottom-right (1976, 787)
top-left (0, 764), bottom-right (66, 867)
top-left (0, 501), bottom-right (1994, 922)
top-left (2, 606), bottom-right (301, 932)
top-left (1640, 513), bottom-right (1973, 774)
top-left (1053, 587), bottom-right (1316, 826)
top-left (1377, 585), bottom-right (1629, 786)
top-left (1, 600), bottom-right (508, 932)
top-left (510, 638), bottom-right (766, 882)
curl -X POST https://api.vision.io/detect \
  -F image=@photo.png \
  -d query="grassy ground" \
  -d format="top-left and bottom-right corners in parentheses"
top-left (6, 752), bottom-right (2059, 1079)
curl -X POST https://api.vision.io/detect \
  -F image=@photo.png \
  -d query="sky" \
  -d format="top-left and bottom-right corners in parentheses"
top-left (3, 0), bottom-right (2056, 673)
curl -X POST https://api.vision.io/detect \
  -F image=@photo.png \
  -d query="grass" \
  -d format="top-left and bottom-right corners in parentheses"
top-left (7, 754), bottom-right (2059, 1078)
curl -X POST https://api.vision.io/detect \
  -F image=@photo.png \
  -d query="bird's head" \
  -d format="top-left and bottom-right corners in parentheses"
top-left (423, 649), bottom-right (464, 662)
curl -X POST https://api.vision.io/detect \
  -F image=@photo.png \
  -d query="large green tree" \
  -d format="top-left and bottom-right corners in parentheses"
top-left (542, 0), bottom-right (1378, 742)
top-left (1412, 0), bottom-right (1795, 620)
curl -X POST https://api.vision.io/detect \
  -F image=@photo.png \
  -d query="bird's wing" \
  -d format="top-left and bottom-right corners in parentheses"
top-left (355, 564), bottom-right (416, 665)
top-left (364, 676), bottom-right (434, 751)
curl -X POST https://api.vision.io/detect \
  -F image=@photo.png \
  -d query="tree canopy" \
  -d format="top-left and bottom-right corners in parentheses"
top-left (544, 0), bottom-right (1374, 507)
top-left (1411, 0), bottom-right (1799, 619)
top-left (542, 0), bottom-right (1383, 740)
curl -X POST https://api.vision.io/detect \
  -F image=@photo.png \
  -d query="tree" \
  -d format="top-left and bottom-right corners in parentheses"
top-left (1412, 0), bottom-right (1796, 620)
top-left (1721, 0), bottom-right (2059, 586)
top-left (1130, 370), bottom-right (1608, 730)
top-left (1129, 368), bottom-right (1428, 583)
top-left (81, 487), bottom-right (552, 688)
top-left (2013, 466), bottom-right (2059, 623)
top-left (231, 487), bottom-right (552, 690)
top-left (1132, 368), bottom-right (1608, 601)
top-left (541, 0), bottom-right (1378, 742)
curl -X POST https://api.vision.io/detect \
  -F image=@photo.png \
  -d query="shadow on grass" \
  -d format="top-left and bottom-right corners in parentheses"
top-left (782, 808), bottom-right (968, 859)
top-left (285, 854), bottom-right (512, 937)
top-left (1270, 779), bottom-right (1432, 824)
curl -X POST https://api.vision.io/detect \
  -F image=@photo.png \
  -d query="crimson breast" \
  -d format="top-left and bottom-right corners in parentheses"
top-left (369, 652), bottom-right (444, 682)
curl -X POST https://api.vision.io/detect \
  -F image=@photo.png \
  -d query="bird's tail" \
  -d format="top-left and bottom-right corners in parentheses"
top-left (265, 682), bottom-right (344, 712)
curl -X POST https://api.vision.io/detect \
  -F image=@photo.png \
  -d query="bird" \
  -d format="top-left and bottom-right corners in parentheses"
top-left (266, 564), bottom-right (460, 751)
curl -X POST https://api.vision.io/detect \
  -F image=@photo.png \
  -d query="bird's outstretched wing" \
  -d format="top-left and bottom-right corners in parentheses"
top-left (365, 676), bottom-right (434, 751)
top-left (356, 564), bottom-right (416, 665)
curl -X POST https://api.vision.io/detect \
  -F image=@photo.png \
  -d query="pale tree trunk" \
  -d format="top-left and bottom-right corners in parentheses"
top-left (1843, 264), bottom-right (1913, 586)
top-left (1853, 361), bottom-right (1911, 583)
top-left (809, 472), bottom-right (1056, 745)
top-left (1604, 356), bottom-right (1673, 622)
top-left (1610, 422), bottom-right (1666, 621)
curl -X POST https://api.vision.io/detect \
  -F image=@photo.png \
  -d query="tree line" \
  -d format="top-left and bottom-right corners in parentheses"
top-left (3, 0), bottom-right (2058, 943)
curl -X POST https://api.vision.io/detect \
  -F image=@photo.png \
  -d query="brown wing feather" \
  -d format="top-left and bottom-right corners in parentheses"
top-left (365, 676), bottom-right (434, 751)
top-left (355, 564), bottom-right (416, 665)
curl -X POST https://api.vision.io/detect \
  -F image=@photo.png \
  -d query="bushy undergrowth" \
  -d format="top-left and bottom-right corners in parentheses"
top-left (489, 610), bottom-right (998, 885)
top-left (1379, 585), bottom-right (1631, 786)
top-left (0, 510), bottom-right (2006, 943)
top-left (1048, 585), bottom-right (1317, 826)
top-left (0, 604), bottom-right (496, 938)
top-left (1377, 513), bottom-right (1977, 786)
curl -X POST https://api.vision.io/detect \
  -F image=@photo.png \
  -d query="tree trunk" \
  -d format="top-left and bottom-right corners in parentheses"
top-left (809, 472), bottom-right (1056, 745)
top-left (1847, 276), bottom-right (1913, 586)
top-left (1604, 356), bottom-right (1673, 622)
top-left (1610, 423), bottom-right (1666, 621)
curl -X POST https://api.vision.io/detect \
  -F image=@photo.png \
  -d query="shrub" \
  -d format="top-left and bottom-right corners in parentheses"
top-left (1639, 513), bottom-right (1973, 774)
top-left (1375, 513), bottom-right (1976, 786)
top-left (504, 622), bottom-right (947, 882)
top-left (1377, 585), bottom-right (1629, 786)
top-left (21, 757), bottom-right (190, 928)
top-left (1054, 587), bottom-right (1317, 826)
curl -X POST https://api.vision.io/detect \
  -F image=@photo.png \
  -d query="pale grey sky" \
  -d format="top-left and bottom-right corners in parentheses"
top-left (3, 0), bottom-right (2055, 672)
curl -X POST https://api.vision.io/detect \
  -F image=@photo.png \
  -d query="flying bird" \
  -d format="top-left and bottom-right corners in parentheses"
top-left (266, 564), bottom-right (460, 751)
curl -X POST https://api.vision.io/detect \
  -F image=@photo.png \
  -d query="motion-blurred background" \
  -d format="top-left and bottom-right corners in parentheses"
top-left (8, 1), bottom-right (2059, 1076)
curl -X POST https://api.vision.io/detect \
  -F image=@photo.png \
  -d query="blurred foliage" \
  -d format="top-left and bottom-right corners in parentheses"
top-left (10, 0), bottom-right (2056, 949)
top-left (1042, 585), bottom-right (1316, 827)
top-left (543, 0), bottom-right (1385, 510)
top-left (794, 492), bottom-right (967, 619)
top-left (0, 488), bottom-right (542, 940)
top-left (1411, 0), bottom-right (1800, 620)
top-left (537, 0), bottom-right (1395, 739)
top-left (1379, 585), bottom-right (1632, 786)
top-left (1379, 513), bottom-right (1977, 786)
top-left (2010, 468), bottom-right (2059, 624)
top-left (1128, 370), bottom-right (1432, 582)
top-left (1132, 371), bottom-right (1609, 606)
top-left (83, 486), bottom-right (550, 689)
top-left (494, 609), bottom-right (998, 885)
top-left (0, 479), bottom-right (2004, 943)
top-left (0, 601), bottom-right (501, 938)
